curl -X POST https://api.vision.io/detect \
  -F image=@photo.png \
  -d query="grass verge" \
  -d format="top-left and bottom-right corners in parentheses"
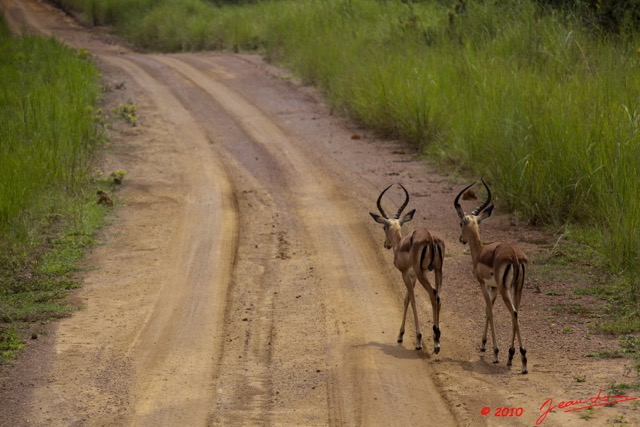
top-left (0, 15), bottom-right (109, 363)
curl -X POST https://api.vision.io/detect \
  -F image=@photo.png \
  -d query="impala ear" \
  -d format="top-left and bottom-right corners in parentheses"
top-left (399, 209), bottom-right (416, 225)
top-left (476, 204), bottom-right (494, 224)
top-left (370, 212), bottom-right (388, 225)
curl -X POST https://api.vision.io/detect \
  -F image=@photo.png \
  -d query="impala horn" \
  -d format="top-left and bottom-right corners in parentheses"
top-left (395, 184), bottom-right (410, 219)
top-left (376, 184), bottom-right (393, 219)
top-left (454, 182), bottom-right (476, 219)
top-left (471, 178), bottom-right (492, 215)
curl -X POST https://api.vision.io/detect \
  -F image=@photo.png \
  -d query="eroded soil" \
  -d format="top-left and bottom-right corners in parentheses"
top-left (0, 1), bottom-right (638, 426)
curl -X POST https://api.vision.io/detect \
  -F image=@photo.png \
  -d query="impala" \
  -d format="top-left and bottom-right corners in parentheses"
top-left (370, 184), bottom-right (445, 354)
top-left (454, 179), bottom-right (528, 374)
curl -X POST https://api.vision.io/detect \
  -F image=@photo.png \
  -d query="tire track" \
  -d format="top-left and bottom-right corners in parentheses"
top-left (1, 0), bottom-right (52, 36)
top-left (148, 54), bottom-right (459, 426)
top-left (99, 55), bottom-right (238, 426)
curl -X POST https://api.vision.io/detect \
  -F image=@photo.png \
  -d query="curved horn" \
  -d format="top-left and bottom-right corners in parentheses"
top-left (471, 178), bottom-right (492, 215)
top-left (454, 182), bottom-right (476, 219)
top-left (395, 184), bottom-right (410, 219)
top-left (376, 184), bottom-right (393, 219)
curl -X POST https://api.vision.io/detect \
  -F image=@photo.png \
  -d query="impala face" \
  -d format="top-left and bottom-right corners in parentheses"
top-left (458, 216), bottom-right (473, 245)
top-left (454, 180), bottom-right (494, 244)
top-left (371, 214), bottom-right (414, 250)
top-left (458, 208), bottom-right (492, 245)
top-left (381, 219), bottom-right (400, 250)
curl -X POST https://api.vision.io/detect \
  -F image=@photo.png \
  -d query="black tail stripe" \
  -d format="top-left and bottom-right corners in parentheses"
top-left (420, 244), bottom-right (428, 271)
top-left (502, 263), bottom-right (512, 288)
top-left (429, 243), bottom-right (435, 270)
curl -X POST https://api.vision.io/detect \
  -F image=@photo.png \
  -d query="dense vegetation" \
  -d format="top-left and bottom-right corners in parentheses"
top-left (0, 16), bottom-right (106, 361)
top-left (57, 0), bottom-right (639, 327)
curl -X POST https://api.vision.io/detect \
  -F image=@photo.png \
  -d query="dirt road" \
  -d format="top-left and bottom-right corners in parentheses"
top-left (1, 1), bottom-right (638, 426)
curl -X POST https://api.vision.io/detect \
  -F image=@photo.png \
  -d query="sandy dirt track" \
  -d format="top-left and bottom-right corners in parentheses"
top-left (1, 1), bottom-right (639, 426)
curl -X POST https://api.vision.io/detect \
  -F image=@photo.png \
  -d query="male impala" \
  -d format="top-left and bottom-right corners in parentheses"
top-left (454, 179), bottom-right (528, 374)
top-left (370, 184), bottom-right (445, 354)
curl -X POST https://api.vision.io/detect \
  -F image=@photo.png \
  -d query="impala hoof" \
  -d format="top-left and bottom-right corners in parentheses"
top-left (507, 348), bottom-right (515, 366)
top-left (520, 347), bottom-right (528, 374)
top-left (432, 325), bottom-right (441, 341)
top-left (434, 346), bottom-right (440, 355)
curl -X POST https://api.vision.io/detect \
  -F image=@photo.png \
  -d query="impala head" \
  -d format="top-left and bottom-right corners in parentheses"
top-left (454, 178), bottom-right (494, 245)
top-left (370, 184), bottom-right (415, 250)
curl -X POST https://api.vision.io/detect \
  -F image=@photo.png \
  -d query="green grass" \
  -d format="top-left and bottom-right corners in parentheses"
top-left (608, 382), bottom-right (640, 396)
top-left (588, 335), bottom-right (640, 377)
top-left (53, 0), bottom-right (640, 328)
top-left (0, 24), bottom-right (102, 235)
top-left (0, 197), bottom-right (109, 322)
top-left (0, 15), bottom-right (108, 362)
top-left (0, 326), bottom-right (24, 364)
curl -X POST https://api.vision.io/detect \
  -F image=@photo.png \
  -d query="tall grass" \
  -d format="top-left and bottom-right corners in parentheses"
top-left (0, 25), bottom-right (101, 239)
top-left (231, 0), bottom-right (640, 302)
top-left (0, 15), bottom-right (107, 358)
top-left (57, 0), bottom-right (639, 309)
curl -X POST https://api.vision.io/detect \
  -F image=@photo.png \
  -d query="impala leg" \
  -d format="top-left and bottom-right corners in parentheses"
top-left (403, 273), bottom-right (422, 350)
top-left (503, 294), bottom-right (527, 374)
top-left (512, 327), bottom-right (527, 374)
top-left (512, 304), bottom-right (527, 374)
top-left (502, 268), bottom-right (528, 374)
top-left (398, 291), bottom-right (410, 344)
top-left (481, 285), bottom-right (499, 363)
top-left (433, 267), bottom-right (442, 354)
top-left (418, 277), bottom-right (439, 354)
top-left (418, 267), bottom-right (442, 355)
top-left (434, 242), bottom-right (444, 341)
top-left (501, 290), bottom-right (518, 368)
top-left (410, 241), bottom-right (443, 354)
top-left (479, 285), bottom-right (491, 352)
top-left (507, 310), bottom-right (528, 374)
top-left (489, 288), bottom-right (499, 363)
top-left (481, 315), bottom-right (489, 353)
top-left (507, 322), bottom-right (517, 367)
top-left (518, 335), bottom-right (528, 374)
top-left (409, 289), bottom-right (423, 350)
top-left (516, 265), bottom-right (528, 374)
